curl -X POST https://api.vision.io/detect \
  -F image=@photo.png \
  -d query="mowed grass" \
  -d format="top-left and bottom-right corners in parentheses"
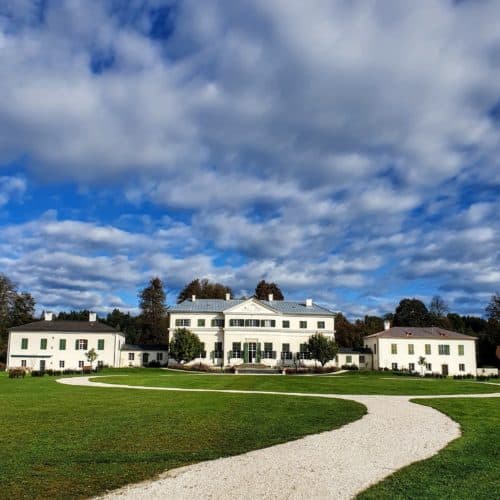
top-left (0, 373), bottom-right (364, 500)
top-left (359, 397), bottom-right (500, 500)
top-left (94, 368), bottom-right (500, 395)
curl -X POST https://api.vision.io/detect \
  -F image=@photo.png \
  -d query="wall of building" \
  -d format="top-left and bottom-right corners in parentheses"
top-left (366, 337), bottom-right (476, 375)
top-left (7, 330), bottom-right (125, 370)
top-left (119, 350), bottom-right (168, 367)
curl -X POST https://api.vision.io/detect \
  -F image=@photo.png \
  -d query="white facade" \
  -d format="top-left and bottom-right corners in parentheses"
top-left (364, 326), bottom-right (477, 376)
top-left (7, 314), bottom-right (125, 371)
top-left (168, 297), bottom-right (336, 367)
top-left (119, 347), bottom-right (168, 367)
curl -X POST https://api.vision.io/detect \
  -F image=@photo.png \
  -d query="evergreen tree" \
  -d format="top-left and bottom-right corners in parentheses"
top-left (177, 278), bottom-right (232, 303)
top-left (139, 277), bottom-right (167, 344)
top-left (393, 298), bottom-right (432, 327)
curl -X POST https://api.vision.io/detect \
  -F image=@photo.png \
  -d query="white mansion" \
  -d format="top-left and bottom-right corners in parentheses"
top-left (168, 294), bottom-right (336, 366)
top-left (6, 295), bottom-right (479, 375)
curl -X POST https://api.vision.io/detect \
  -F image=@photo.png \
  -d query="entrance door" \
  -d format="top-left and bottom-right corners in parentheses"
top-left (143, 353), bottom-right (149, 366)
top-left (441, 364), bottom-right (449, 376)
top-left (248, 343), bottom-right (257, 363)
top-left (40, 360), bottom-right (46, 371)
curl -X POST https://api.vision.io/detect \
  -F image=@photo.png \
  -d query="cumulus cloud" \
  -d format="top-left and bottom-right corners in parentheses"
top-left (0, 1), bottom-right (499, 317)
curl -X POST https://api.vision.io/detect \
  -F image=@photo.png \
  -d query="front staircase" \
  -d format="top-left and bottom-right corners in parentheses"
top-left (235, 363), bottom-right (282, 375)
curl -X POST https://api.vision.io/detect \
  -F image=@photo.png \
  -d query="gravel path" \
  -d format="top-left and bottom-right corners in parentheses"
top-left (57, 377), bottom-right (499, 500)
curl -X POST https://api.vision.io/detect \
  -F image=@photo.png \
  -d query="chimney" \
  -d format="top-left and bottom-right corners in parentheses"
top-left (44, 311), bottom-right (53, 321)
top-left (192, 294), bottom-right (196, 302)
top-left (305, 298), bottom-right (313, 307)
top-left (89, 311), bottom-right (97, 322)
top-left (226, 293), bottom-right (231, 301)
top-left (268, 293), bottom-right (273, 302)
top-left (384, 320), bottom-right (391, 331)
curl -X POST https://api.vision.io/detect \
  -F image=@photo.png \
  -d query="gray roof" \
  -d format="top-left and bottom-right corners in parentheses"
top-left (121, 344), bottom-right (169, 351)
top-left (10, 320), bottom-right (119, 334)
top-left (365, 326), bottom-right (477, 340)
top-left (168, 299), bottom-right (335, 316)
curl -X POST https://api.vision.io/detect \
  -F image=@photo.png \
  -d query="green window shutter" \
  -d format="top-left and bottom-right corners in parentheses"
top-left (75, 339), bottom-right (79, 350)
top-left (243, 343), bottom-right (249, 363)
top-left (21, 338), bottom-right (28, 349)
top-left (59, 339), bottom-right (66, 350)
top-left (256, 343), bottom-right (261, 363)
top-left (98, 339), bottom-right (105, 350)
top-left (40, 338), bottom-right (47, 350)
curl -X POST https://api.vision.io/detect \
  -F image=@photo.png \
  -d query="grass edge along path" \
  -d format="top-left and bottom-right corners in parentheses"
top-left (0, 373), bottom-right (365, 500)
top-left (357, 396), bottom-right (500, 500)
top-left (92, 368), bottom-right (500, 396)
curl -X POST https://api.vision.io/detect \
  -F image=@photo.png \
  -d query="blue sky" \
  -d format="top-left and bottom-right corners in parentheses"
top-left (0, 0), bottom-right (499, 318)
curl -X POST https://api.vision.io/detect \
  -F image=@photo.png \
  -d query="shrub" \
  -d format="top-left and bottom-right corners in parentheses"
top-left (0, 362), bottom-right (6, 372)
top-left (147, 360), bottom-right (161, 368)
top-left (313, 366), bottom-right (338, 374)
top-left (477, 375), bottom-right (490, 382)
top-left (31, 370), bottom-right (45, 377)
top-left (341, 364), bottom-right (359, 371)
top-left (8, 368), bottom-right (26, 379)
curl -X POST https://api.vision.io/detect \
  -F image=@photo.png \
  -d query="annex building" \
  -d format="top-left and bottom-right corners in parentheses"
top-left (364, 322), bottom-right (477, 376)
top-left (168, 294), bottom-right (336, 366)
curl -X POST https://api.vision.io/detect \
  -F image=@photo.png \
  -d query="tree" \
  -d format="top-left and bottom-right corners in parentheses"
top-left (104, 308), bottom-right (140, 344)
top-left (306, 333), bottom-right (338, 366)
top-left (254, 280), bottom-right (284, 300)
top-left (139, 277), bottom-right (167, 344)
top-left (57, 310), bottom-right (91, 321)
top-left (0, 275), bottom-right (35, 363)
top-left (393, 298), bottom-right (432, 327)
top-left (334, 313), bottom-right (364, 348)
top-left (85, 348), bottom-right (98, 370)
top-left (177, 278), bottom-right (233, 303)
top-left (429, 296), bottom-right (449, 318)
top-left (486, 293), bottom-right (500, 322)
top-left (169, 328), bottom-right (202, 364)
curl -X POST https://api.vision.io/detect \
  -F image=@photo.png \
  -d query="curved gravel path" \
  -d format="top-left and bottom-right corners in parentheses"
top-left (57, 376), bottom-right (499, 500)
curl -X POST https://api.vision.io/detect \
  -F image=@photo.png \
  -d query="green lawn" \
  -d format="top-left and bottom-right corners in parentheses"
top-left (0, 373), bottom-right (364, 500)
top-left (93, 368), bottom-right (500, 395)
top-left (359, 397), bottom-right (500, 500)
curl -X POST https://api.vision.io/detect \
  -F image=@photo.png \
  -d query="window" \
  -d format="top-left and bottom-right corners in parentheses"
top-left (299, 321), bottom-right (307, 329)
top-left (59, 339), bottom-right (66, 350)
top-left (21, 360), bottom-right (27, 367)
top-left (232, 342), bottom-right (242, 352)
top-left (373, 343), bottom-right (377, 354)
top-left (75, 339), bottom-right (88, 350)
top-left (426, 363), bottom-right (432, 371)
top-left (317, 321), bottom-right (325, 329)
top-left (261, 320), bottom-right (276, 328)
top-left (458, 344), bottom-right (464, 356)
top-left (59, 360), bottom-right (65, 368)
top-left (298, 343), bottom-right (310, 359)
top-left (78, 361), bottom-right (84, 368)
top-left (244, 319), bottom-right (260, 327)
top-left (409, 363), bottom-right (415, 371)
top-left (40, 338), bottom-right (48, 350)
top-left (459, 363), bottom-right (465, 372)
top-left (392, 363), bottom-right (398, 370)
top-left (282, 320), bottom-right (290, 328)
top-left (200, 342), bottom-right (206, 358)
top-left (346, 355), bottom-right (352, 363)
top-left (157, 352), bottom-right (163, 361)
top-left (175, 319), bottom-right (191, 327)
top-left (408, 344), bottom-right (414, 355)
top-left (21, 338), bottom-right (28, 350)
top-left (281, 343), bottom-right (292, 360)
top-left (214, 341), bottom-right (223, 358)
top-left (128, 353), bottom-right (135, 361)
top-left (97, 339), bottom-right (105, 350)
top-left (197, 319), bottom-right (206, 327)
top-left (97, 361), bottom-right (103, 368)
top-left (359, 355), bottom-right (365, 363)
top-left (211, 319), bottom-right (225, 328)
top-left (438, 344), bottom-right (450, 355)
top-left (391, 343), bottom-right (397, 355)
top-left (264, 342), bottom-right (273, 352)
top-left (229, 319), bottom-right (245, 327)
top-left (425, 344), bottom-right (431, 355)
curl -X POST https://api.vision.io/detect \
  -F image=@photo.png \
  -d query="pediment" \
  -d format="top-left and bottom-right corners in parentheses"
top-left (224, 298), bottom-right (278, 315)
